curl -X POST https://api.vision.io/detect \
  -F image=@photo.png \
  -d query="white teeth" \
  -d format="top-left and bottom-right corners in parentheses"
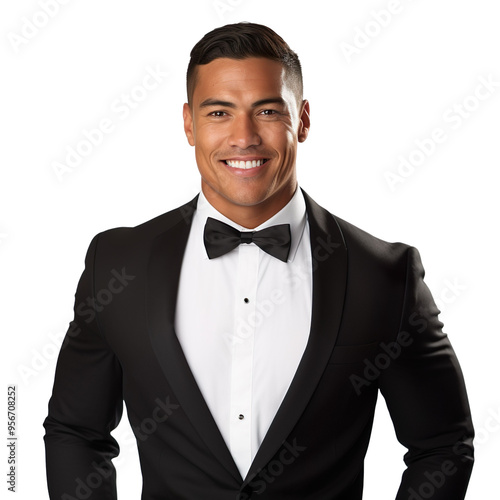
top-left (225, 159), bottom-right (267, 169)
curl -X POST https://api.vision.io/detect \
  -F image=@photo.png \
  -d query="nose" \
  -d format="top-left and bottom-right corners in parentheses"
top-left (228, 113), bottom-right (261, 149)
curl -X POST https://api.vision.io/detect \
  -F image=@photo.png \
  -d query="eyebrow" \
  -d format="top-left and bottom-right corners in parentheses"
top-left (199, 97), bottom-right (287, 109)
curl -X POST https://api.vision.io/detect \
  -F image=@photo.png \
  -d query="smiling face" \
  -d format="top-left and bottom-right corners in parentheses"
top-left (183, 57), bottom-right (310, 227)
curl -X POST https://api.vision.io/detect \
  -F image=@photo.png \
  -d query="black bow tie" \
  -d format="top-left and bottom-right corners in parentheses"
top-left (203, 217), bottom-right (291, 262)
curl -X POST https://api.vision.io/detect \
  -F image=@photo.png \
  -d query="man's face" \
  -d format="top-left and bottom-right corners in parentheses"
top-left (183, 57), bottom-right (310, 223)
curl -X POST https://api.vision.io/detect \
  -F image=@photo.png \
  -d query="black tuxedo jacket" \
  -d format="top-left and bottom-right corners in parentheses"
top-left (44, 190), bottom-right (474, 499)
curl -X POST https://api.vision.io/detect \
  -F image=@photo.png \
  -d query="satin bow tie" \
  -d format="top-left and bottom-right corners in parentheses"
top-left (203, 217), bottom-right (291, 262)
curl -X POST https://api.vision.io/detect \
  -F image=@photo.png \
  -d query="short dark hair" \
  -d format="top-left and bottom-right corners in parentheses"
top-left (186, 22), bottom-right (303, 106)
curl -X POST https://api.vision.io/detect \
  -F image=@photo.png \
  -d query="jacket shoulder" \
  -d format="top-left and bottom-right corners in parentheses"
top-left (334, 214), bottom-right (412, 265)
top-left (302, 189), bottom-right (412, 267)
top-left (94, 196), bottom-right (198, 247)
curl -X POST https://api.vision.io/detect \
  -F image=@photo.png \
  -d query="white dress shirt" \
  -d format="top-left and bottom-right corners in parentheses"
top-left (174, 187), bottom-right (312, 479)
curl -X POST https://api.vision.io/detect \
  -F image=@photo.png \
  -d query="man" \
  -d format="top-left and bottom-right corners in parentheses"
top-left (44, 22), bottom-right (474, 499)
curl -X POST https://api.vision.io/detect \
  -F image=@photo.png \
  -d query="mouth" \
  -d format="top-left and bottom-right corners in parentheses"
top-left (222, 158), bottom-right (270, 170)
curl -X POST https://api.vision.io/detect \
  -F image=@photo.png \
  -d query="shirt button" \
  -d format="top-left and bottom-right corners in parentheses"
top-left (244, 298), bottom-right (249, 303)
top-left (238, 414), bottom-right (245, 420)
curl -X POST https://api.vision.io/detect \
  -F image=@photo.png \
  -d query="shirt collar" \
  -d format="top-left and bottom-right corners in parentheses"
top-left (194, 187), bottom-right (307, 263)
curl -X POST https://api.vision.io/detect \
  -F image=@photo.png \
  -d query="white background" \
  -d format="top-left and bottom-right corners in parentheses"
top-left (1, 0), bottom-right (499, 498)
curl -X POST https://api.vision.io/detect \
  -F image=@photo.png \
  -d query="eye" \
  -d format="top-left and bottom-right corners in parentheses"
top-left (209, 111), bottom-right (227, 118)
top-left (260, 109), bottom-right (278, 116)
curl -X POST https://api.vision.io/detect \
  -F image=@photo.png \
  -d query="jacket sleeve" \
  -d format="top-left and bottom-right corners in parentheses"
top-left (379, 247), bottom-right (474, 499)
top-left (43, 233), bottom-right (123, 500)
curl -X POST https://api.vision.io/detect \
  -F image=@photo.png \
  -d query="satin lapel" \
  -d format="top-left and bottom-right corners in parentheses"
top-left (242, 189), bottom-right (348, 486)
top-left (146, 196), bottom-right (242, 483)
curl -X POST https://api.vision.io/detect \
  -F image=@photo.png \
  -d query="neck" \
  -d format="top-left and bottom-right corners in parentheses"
top-left (202, 184), bottom-right (297, 229)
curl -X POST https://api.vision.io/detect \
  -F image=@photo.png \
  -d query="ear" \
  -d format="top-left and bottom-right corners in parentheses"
top-left (183, 102), bottom-right (195, 146)
top-left (297, 99), bottom-right (310, 143)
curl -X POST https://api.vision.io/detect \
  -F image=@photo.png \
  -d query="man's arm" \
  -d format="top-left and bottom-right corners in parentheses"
top-left (380, 247), bottom-right (474, 499)
top-left (43, 233), bottom-right (123, 500)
